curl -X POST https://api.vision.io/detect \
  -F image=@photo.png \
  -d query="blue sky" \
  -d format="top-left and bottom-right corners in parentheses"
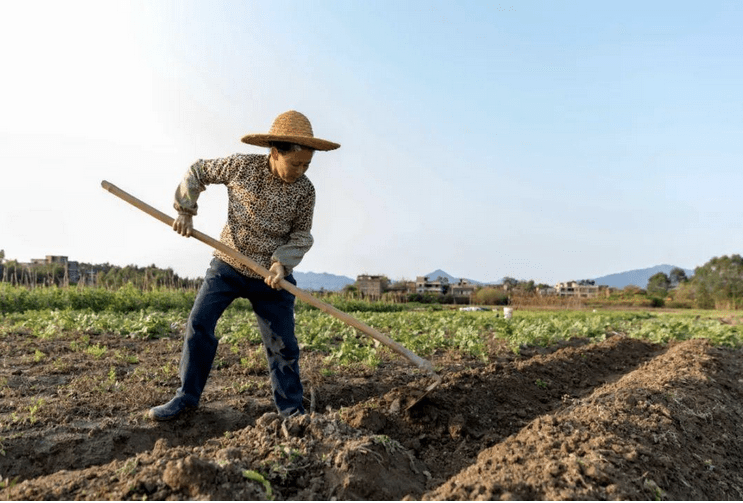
top-left (1, 1), bottom-right (741, 284)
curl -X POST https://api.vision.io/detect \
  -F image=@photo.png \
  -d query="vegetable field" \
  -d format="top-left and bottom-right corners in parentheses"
top-left (1, 285), bottom-right (742, 499)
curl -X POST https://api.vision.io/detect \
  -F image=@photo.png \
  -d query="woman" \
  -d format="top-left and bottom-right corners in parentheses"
top-left (149, 110), bottom-right (340, 421)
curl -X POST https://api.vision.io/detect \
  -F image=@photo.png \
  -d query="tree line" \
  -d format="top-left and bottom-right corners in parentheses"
top-left (3, 248), bottom-right (742, 309)
top-left (0, 250), bottom-right (201, 290)
top-left (647, 255), bottom-right (743, 310)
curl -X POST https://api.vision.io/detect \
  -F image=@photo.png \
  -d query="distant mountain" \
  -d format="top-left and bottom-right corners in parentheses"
top-left (423, 269), bottom-right (488, 285)
top-left (425, 265), bottom-right (696, 289)
top-left (591, 264), bottom-right (694, 289)
top-left (293, 271), bottom-right (355, 291)
top-left (293, 264), bottom-right (695, 292)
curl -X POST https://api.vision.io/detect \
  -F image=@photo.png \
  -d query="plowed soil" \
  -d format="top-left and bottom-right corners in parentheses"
top-left (1, 321), bottom-right (742, 500)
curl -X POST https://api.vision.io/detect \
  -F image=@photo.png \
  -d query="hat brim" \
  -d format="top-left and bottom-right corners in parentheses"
top-left (241, 134), bottom-right (340, 151)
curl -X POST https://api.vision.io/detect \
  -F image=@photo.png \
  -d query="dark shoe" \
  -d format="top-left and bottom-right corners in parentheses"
top-left (148, 397), bottom-right (196, 421)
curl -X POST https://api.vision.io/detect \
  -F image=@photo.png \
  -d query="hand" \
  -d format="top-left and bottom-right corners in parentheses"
top-left (265, 262), bottom-right (286, 290)
top-left (172, 214), bottom-right (193, 237)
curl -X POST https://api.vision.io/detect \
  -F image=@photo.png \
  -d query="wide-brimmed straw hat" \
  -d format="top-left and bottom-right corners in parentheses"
top-left (241, 110), bottom-right (340, 151)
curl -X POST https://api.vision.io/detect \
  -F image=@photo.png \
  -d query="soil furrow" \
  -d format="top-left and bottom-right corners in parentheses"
top-left (1, 331), bottom-right (741, 500)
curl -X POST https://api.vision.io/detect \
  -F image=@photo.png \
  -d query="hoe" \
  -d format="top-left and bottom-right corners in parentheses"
top-left (101, 180), bottom-right (441, 408)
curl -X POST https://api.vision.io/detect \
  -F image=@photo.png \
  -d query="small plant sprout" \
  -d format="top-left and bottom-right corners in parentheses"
top-left (28, 398), bottom-right (45, 424)
top-left (240, 349), bottom-right (264, 372)
top-left (117, 458), bottom-right (138, 477)
top-left (373, 434), bottom-right (404, 454)
top-left (243, 470), bottom-right (273, 500)
top-left (535, 379), bottom-right (548, 389)
top-left (161, 362), bottom-right (175, 376)
top-left (231, 381), bottom-right (253, 394)
top-left (85, 343), bottom-right (108, 359)
top-left (33, 350), bottom-right (46, 363)
top-left (644, 478), bottom-right (665, 501)
top-left (115, 350), bottom-right (139, 365)
top-left (320, 368), bottom-right (336, 377)
top-left (274, 444), bottom-right (304, 463)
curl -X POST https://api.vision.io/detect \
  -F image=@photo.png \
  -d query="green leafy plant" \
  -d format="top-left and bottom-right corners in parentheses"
top-left (85, 343), bottom-right (107, 359)
top-left (28, 398), bottom-right (45, 424)
top-left (242, 470), bottom-right (273, 500)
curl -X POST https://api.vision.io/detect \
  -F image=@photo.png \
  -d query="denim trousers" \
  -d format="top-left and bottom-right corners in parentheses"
top-left (175, 257), bottom-right (304, 416)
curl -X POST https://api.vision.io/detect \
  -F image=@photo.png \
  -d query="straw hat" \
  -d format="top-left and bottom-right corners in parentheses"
top-left (241, 110), bottom-right (340, 151)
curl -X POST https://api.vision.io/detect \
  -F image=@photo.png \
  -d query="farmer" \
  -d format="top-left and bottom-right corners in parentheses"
top-left (148, 110), bottom-right (340, 421)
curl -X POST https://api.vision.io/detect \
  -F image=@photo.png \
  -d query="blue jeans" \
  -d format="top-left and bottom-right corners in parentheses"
top-left (175, 257), bottom-right (304, 416)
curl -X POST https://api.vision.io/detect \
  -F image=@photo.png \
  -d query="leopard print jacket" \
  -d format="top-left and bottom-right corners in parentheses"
top-left (174, 153), bottom-right (315, 279)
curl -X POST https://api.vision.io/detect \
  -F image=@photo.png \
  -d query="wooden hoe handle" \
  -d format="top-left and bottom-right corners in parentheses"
top-left (101, 180), bottom-right (437, 376)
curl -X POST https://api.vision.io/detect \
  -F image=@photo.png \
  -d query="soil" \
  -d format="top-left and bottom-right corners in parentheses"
top-left (1, 320), bottom-right (742, 500)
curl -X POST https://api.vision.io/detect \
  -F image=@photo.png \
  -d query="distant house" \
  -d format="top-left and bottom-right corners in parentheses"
top-left (554, 281), bottom-right (599, 298)
top-left (537, 286), bottom-right (557, 296)
top-left (67, 261), bottom-right (80, 284)
top-left (415, 276), bottom-right (448, 294)
top-left (387, 280), bottom-right (415, 295)
top-left (356, 275), bottom-right (388, 300)
top-left (23, 255), bottom-right (84, 285)
top-left (450, 279), bottom-right (477, 298)
top-left (29, 255), bottom-right (68, 266)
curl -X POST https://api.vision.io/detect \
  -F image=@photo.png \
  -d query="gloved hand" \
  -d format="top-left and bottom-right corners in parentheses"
top-left (265, 262), bottom-right (286, 290)
top-left (172, 214), bottom-right (193, 237)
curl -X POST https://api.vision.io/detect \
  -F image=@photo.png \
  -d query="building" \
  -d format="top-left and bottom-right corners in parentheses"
top-left (30, 255), bottom-right (68, 265)
top-left (450, 279), bottom-right (477, 298)
top-left (21, 255), bottom-right (82, 285)
top-left (46, 255), bottom-right (69, 265)
top-left (67, 261), bottom-right (80, 284)
top-left (415, 276), bottom-right (448, 294)
top-left (537, 286), bottom-right (557, 296)
top-left (356, 275), bottom-right (388, 300)
top-left (554, 281), bottom-right (599, 298)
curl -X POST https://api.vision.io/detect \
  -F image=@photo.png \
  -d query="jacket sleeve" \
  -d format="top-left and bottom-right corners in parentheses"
top-left (271, 184), bottom-right (316, 275)
top-left (174, 155), bottom-right (241, 215)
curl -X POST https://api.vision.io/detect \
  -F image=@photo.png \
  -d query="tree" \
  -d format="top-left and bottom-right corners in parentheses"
top-left (669, 267), bottom-right (688, 287)
top-left (647, 272), bottom-right (671, 298)
top-left (692, 255), bottom-right (743, 309)
top-left (502, 277), bottom-right (518, 290)
top-left (474, 287), bottom-right (509, 306)
top-left (516, 279), bottom-right (536, 294)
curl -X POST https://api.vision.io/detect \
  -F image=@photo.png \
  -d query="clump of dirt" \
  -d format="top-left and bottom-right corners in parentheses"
top-left (5, 412), bottom-right (428, 500)
top-left (1, 327), bottom-right (742, 500)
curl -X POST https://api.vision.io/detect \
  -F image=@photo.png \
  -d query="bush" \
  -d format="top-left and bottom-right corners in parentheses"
top-left (665, 300), bottom-right (693, 309)
top-left (649, 297), bottom-right (665, 308)
top-left (474, 287), bottom-right (509, 306)
top-left (406, 293), bottom-right (443, 304)
top-left (0, 284), bottom-right (197, 314)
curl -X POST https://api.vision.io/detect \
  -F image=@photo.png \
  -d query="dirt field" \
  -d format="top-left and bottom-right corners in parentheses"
top-left (1, 322), bottom-right (742, 500)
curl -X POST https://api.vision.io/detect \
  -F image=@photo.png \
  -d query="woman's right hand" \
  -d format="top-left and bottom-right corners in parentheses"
top-left (173, 214), bottom-right (194, 237)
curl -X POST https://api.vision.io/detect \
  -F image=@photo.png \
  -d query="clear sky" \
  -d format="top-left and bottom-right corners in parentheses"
top-left (1, 0), bottom-right (741, 284)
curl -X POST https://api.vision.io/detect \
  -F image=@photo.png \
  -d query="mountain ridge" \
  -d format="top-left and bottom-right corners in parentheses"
top-left (294, 264), bottom-right (695, 291)
top-left (292, 271), bottom-right (354, 291)
top-left (590, 264), bottom-right (694, 289)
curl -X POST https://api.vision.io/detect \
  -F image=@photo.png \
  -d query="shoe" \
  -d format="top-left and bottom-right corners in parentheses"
top-left (148, 397), bottom-right (196, 421)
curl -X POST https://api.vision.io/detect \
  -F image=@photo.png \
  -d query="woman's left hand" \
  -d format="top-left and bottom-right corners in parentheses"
top-left (265, 262), bottom-right (286, 290)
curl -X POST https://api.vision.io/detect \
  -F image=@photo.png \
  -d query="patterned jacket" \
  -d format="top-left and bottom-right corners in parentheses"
top-left (174, 153), bottom-right (315, 279)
